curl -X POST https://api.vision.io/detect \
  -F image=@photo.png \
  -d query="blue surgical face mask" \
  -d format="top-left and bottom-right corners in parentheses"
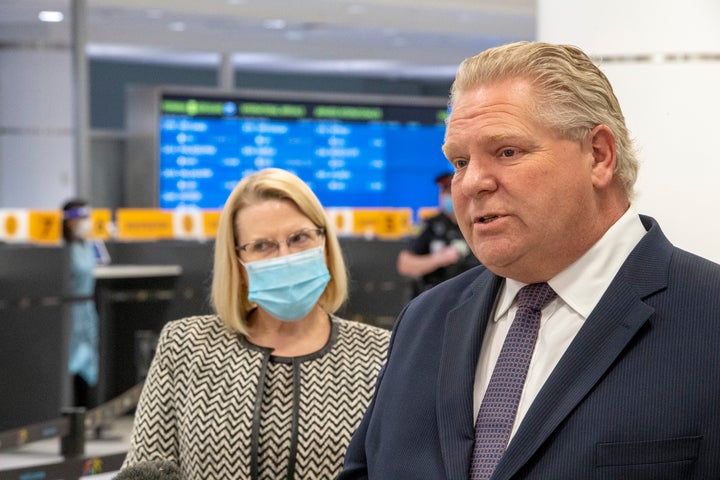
top-left (242, 246), bottom-right (330, 322)
top-left (441, 194), bottom-right (454, 214)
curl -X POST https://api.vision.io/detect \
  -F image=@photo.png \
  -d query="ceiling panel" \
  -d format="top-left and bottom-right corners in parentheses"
top-left (0, 0), bottom-right (536, 79)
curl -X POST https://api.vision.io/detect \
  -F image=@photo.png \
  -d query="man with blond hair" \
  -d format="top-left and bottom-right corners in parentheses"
top-left (338, 41), bottom-right (720, 480)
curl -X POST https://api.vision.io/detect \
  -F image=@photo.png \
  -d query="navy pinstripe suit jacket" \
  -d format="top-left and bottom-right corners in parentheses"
top-left (338, 215), bottom-right (720, 479)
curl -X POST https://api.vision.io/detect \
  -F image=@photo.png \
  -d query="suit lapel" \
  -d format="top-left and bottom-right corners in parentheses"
top-left (437, 271), bottom-right (503, 480)
top-left (492, 215), bottom-right (672, 480)
top-left (493, 280), bottom-right (654, 479)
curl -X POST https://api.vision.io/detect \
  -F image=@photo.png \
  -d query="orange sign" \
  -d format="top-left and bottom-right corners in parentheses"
top-left (90, 209), bottom-right (113, 239)
top-left (116, 209), bottom-right (174, 240)
top-left (352, 208), bottom-right (412, 238)
top-left (0, 209), bottom-right (28, 242)
top-left (0, 209), bottom-right (61, 244)
top-left (417, 207), bottom-right (439, 221)
top-left (325, 208), bottom-right (354, 236)
top-left (29, 210), bottom-right (62, 244)
top-left (202, 210), bottom-right (222, 238)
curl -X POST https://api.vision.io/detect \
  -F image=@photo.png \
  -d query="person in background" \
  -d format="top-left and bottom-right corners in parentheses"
top-left (396, 172), bottom-right (479, 296)
top-left (121, 168), bottom-right (391, 479)
top-left (338, 41), bottom-right (720, 479)
top-left (62, 199), bottom-right (99, 408)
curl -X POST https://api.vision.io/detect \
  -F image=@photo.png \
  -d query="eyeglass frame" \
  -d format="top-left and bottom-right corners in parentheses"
top-left (235, 227), bottom-right (326, 260)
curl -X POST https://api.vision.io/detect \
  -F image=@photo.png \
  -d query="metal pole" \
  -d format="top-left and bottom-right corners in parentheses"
top-left (219, 53), bottom-right (235, 89)
top-left (60, 406), bottom-right (86, 458)
top-left (71, 0), bottom-right (90, 200)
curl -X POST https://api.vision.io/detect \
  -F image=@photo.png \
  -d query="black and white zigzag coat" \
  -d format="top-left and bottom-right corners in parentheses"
top-left (122, 314), bottom-right (391, 480)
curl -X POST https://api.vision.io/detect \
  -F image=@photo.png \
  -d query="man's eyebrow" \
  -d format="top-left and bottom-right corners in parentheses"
top-left (444, 133), bottom-right (524, 151)
top-left (483, 133), bottom-right (524, 143)
top-left (441, 141), bottom-right (459, 157)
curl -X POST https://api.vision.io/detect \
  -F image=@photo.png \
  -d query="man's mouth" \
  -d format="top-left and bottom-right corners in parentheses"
top-left (477, 215), bottom-right (499, 224)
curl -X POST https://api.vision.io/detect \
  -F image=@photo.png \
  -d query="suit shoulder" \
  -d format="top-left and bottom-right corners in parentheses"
top-left (670, 247), bottom-right (720, 291)
top-left (672, 247), bottom-right (720, 271)
top-left (416, 264), bottom-right (487, 300)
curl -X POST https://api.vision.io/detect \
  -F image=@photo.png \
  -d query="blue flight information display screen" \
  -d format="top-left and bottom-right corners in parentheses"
top-left (158, 94), bottom-right (450, 215)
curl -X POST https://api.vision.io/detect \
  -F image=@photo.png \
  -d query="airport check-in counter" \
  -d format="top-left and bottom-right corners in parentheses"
top-left (337, 237), bottom-right (413, 329)
top-left (98, 240), bottom-right (215, 402)
top-left (0, 240), bottom-right (214, 429)
top-left (0, 244), bottom-right (70, 431)
top-left (93, 263), bottom-right (182, 405)
top-left (0, 237), bottom-right (411, 429)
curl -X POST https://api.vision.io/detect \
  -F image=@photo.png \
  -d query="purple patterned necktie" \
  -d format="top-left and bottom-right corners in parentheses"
top-left (469, 282), bottom-right (557, 480)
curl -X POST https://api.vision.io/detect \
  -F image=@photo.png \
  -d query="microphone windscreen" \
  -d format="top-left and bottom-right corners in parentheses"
top-left (113, 460), bottom-right (182, 480)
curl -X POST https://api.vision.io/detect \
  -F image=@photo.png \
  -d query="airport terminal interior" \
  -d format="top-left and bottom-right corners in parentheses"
top-left (2, 1), bottom-right (719, 479)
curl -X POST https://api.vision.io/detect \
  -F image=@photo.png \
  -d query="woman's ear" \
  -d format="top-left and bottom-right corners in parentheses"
top-left (589, 124), bottom-right (617, 189)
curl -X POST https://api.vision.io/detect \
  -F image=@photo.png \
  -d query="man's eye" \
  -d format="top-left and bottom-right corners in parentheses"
top-left (500, 148), bottom-right (516, 158)
top-left (453, 159), bottom-right (468, 169)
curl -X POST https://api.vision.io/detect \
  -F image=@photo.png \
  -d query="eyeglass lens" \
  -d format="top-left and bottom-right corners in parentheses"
top-left (240, 228), bottom-right (324, 259)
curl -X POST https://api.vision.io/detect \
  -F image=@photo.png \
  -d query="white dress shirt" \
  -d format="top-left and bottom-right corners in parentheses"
top-left (472, 206), bottom-right (647, 440)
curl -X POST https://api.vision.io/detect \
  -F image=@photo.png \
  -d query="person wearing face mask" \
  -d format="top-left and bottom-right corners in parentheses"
top-left (397, 172), bottom-right (480, 297)
top-left (62, 199), bottom-right (100, 409)
top-left (120, 168), bottom-right (391, 480)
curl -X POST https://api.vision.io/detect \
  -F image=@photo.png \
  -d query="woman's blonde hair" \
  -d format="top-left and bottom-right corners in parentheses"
top-left (211, 168), bottom-right (347, 334)
top-left (450, 41), bottom-right (639, 200)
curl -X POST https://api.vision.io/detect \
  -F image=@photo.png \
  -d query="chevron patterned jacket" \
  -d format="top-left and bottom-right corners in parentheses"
top-left (122, 314), bottom-right (391, 479)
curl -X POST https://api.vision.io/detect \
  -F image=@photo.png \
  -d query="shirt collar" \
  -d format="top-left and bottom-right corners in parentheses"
top-left (494, 206), bottom-right (647, 321)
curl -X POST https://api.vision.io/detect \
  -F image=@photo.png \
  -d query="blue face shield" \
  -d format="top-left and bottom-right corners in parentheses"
top-left (242, 246), bottom-right (330, 322)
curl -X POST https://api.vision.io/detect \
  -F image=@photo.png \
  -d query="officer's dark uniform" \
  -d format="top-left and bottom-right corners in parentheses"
top-left (406, 212), bottom-right (480, 295)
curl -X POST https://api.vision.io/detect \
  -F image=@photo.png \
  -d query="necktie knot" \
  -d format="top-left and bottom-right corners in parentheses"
top-left (515, 282), bottom-right (556, 312)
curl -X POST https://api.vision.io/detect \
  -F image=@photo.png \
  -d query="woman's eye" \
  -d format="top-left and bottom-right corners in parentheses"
top-left (252, 240), bottom-right (275, 252)
top-left (289, 232), bottom-right (310, 246)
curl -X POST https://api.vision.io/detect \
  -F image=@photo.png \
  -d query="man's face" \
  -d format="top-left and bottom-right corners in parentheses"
top-left (443, 78), bottom-right (601, 283)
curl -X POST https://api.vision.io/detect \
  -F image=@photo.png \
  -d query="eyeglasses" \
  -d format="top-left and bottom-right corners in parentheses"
top-left (236, 227), bottom-right (325, 261)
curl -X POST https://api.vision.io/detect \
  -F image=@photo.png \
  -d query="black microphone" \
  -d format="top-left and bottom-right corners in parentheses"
top-left (112, 460), bottom-right (182, 480)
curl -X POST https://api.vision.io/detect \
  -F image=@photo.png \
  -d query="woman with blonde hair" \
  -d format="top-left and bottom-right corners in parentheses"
top-left (121, 168), bottom-right (390, 479)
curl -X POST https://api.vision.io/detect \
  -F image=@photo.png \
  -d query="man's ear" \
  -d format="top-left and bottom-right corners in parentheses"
top-left (589, 124), bottom-right (616, 189)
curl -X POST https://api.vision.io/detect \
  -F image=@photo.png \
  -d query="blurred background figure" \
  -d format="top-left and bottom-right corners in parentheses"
top-left (120, 168), bottom-right (390, 479)
top-left (397, 172), bottom-right (479, 297)
top-left (62, 198), bottom-right (100, 409)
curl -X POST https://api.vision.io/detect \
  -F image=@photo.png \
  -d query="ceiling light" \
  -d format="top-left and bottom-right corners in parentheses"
top-left (263, 19), bottom-right (287, 30)
top-left (38, 11), bottom-right (64, 22)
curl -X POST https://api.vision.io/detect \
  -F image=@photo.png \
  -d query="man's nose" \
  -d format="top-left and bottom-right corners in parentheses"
top-left (459, 158), bottom-right (498, 197)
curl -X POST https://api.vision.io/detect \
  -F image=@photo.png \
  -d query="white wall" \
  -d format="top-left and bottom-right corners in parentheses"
top-left (0, 49), bottom-right (76, 209)
top-left (602, 62), bottom-right (720, 264)
top-left (539, 0), bottom-right (720, 264)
